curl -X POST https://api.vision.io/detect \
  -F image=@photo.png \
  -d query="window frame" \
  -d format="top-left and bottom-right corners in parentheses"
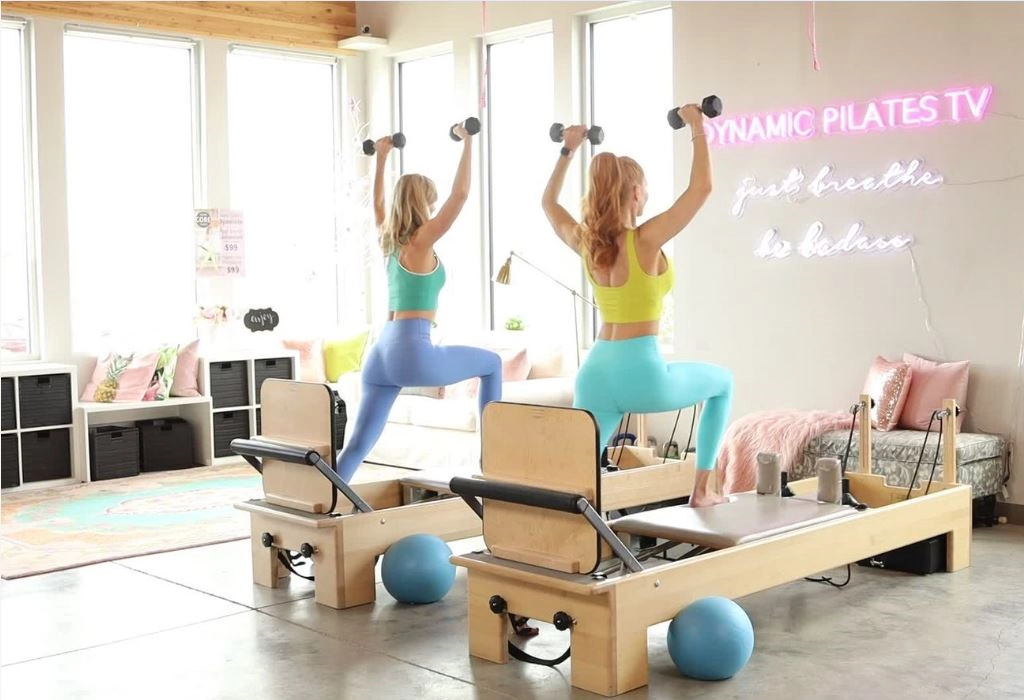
top-left (392, 45), bottom-right (490, 330)
top-left (1, 17), bottom-right (42, 361)
top-left (65, 24), bottom-right (204, 206)
top-left (394, 42), bottom-right (454, 177)
top-left (62, 24), bottom-right (204, 352)
top-left (482, 24), bottom-right (562, 332)
top-left (226, 43), bottom-right (348, 328)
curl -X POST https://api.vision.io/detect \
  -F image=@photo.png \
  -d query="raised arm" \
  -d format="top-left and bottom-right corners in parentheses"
top-left (372, 136), bottom-right (394, 228)
top-left (637, 104), bottom-right (712, 250)
top-left (541, 125), bottom-right (586, 252)
top-left (416, 123), bottom-right (473, 246)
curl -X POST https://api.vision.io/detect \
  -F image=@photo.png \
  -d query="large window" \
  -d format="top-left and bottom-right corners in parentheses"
top-left (64, 29), bottom-right (198, 352)
top-left (1, 20), bottom-right (39, 359)
top-left (590, 7), bottom-right (675, 347)
top-left (395, 52), bottom-right (480, 331)
top-left (228, 48), bottom-right (343, 336)
top-left (487, 32), bottom-right (581, 344)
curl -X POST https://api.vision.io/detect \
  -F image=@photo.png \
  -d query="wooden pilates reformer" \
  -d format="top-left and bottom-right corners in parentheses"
top-left (449, 395), bottom-right (972, 697)
top-left (231, 379), bottom-right (704, 609)
top-left (230, 379), bottom-right (480, 609)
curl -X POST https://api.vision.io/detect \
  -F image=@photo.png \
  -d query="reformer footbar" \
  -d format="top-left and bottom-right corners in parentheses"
top-left (231, 437), bottom-right (373, 515)
top-left (450, 477), bottom-right (643, 574)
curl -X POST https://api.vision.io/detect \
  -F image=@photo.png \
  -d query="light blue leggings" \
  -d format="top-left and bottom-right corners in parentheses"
top-left (335, 319), bottom-right (502, 482)
top-left (574, 336), bottom-right (733, 470)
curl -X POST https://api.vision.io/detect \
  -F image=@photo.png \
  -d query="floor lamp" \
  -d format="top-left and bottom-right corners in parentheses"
top-left (494, 250), bottom-right (596, 367)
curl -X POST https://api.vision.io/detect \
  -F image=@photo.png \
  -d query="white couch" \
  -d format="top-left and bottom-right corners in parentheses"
top-left (333, 330), bottom-right (575, 471)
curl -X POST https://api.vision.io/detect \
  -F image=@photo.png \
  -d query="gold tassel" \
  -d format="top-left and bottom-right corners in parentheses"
top-left (495, 255), bottom-right (512, 285)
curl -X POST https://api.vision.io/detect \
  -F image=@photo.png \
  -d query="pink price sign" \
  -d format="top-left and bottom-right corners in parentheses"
top-left (195, 209), bottom-right (246, 277)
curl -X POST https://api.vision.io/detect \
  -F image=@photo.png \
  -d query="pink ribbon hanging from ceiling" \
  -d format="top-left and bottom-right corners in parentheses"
top-left (807, 0), bottom-right (822, 71)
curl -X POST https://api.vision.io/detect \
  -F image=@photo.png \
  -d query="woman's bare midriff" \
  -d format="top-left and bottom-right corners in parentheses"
top-left (596, 320), bottom-right (660, 341)
top-left (389, 310), bottom-right (436, 322)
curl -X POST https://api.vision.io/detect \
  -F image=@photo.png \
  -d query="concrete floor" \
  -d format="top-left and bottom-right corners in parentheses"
top-left (1, 525), bottom-right (1021, 700)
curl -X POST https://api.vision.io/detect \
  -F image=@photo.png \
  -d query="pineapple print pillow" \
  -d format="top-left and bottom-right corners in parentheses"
top-left (81, 351), bottom-right (162, 403)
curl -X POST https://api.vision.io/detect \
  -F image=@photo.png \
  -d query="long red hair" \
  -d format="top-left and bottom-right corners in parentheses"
top-left (578, 153), bottom-right (644, 272)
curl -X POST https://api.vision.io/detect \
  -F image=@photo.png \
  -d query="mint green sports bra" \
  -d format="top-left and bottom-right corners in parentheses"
top-left (387, 252), bottom-right (446, 312)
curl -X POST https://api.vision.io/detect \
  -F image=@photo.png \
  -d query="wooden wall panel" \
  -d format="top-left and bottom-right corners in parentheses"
top-left (2, 2), bottom-right (358, 54)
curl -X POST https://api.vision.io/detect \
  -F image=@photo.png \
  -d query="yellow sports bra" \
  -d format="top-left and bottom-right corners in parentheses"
top-left (584, 229), bottom-right (674, 324)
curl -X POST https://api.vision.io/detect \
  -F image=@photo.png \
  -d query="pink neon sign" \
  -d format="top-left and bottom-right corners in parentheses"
top-left (706, 85), bottom-right (993, 147)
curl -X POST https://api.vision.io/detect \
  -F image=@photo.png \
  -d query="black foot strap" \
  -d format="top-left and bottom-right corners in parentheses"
top-left (507, 640), bottom-right (571, 667)
top-left (277, 551), bottom-right (315, 581)
top-left (504, 614), bottom-right (570, 666)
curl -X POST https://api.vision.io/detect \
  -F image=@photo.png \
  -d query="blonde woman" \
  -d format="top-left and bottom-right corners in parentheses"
top-left (336, 124), bottom-right (502, 483)
top-left (540, 106), bottom-right (733, 507)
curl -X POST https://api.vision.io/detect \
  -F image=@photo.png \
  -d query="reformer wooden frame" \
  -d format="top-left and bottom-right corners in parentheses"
top-left (234, 379), bottom-right (480, 609)
top-left (452, 396), bottom-right (972, 697)
top-left (234, 381), bottom-right (704, 609)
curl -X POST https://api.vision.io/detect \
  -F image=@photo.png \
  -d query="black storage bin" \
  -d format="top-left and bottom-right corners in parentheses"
top-left (19, 373), bottom-right (72, 428)
top-left (209, 361), bottom-right (248, 409)
top-left (1, 434), bottom-right (19, 488)
top-left (136, 418), bottom-right (194, 471)
top-left (2, 377), bottom-right (15, 430)
top-left (213, 410), bottom-right (250, 457)
top-left (254, 357), bottom-right (294, 403)
top-left (21, 428), bottom-right (72, 482)
top-left (89, 425), bottom-right (140, 481)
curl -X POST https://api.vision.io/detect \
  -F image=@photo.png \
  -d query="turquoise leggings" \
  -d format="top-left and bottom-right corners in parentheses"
top-left (574, 336), bottom-right (733, 470)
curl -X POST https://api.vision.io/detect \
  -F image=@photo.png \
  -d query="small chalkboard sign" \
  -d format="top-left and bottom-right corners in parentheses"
top-left (244, 308), bottom-right (280, 332)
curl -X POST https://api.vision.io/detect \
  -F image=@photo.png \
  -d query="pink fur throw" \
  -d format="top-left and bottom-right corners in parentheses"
top-left (715, 410), bottom-right (854, 494)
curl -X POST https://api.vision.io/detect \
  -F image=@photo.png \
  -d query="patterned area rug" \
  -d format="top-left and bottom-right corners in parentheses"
top-left (0, 463), bottom-right (262, 579)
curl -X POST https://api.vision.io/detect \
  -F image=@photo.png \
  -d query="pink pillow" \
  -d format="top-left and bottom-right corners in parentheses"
top-left (170, 338), bottom-right (201, 397)
top-left (444, 347), bottom-right (532, 400)
top-left (283, 339), bottom-right (326, 382)
top-left (898, 353), bottom-right (969, 430)
top-left (862, 356), bottom-right (913, 431)
top-left (81, 352), bottom-right (161, 403)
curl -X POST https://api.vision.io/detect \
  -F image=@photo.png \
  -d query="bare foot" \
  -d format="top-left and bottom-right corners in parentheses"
top-left (689, 492), bottom-right (729, 507)
top-left (690, 470), bottom-right (728, 507)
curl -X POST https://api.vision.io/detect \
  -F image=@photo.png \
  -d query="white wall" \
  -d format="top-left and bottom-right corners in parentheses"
top-left (672, 1), bottom-right (1023, 503)
top-left (356, 1), bottom-right (1024, 504)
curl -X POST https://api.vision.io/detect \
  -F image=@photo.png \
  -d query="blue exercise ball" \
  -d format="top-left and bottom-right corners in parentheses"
top-left (666, 596), bottom-right (754, 680)
top-left (381, 534), bottom-right (456, 604)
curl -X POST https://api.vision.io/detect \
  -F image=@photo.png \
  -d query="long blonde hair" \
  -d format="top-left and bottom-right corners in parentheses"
top-left (578, 153), bottom-right (644, 271)
top-left (379, 174), bottom-right (437, 256)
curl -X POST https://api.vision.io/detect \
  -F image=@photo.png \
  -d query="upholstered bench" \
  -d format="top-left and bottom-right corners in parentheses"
top-left (793, 429), bottom-right (1008, 525)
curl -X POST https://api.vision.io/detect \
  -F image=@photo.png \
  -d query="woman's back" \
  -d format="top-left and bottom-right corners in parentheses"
top-left (586, 229), bottom-right (673, 340)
